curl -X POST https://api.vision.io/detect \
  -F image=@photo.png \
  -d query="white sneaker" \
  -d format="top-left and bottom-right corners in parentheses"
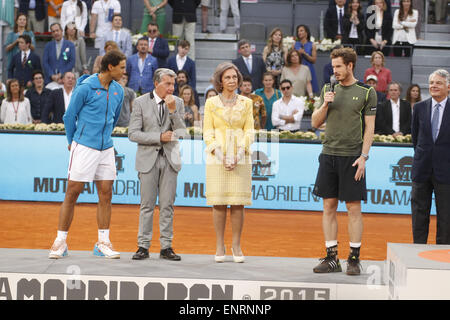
top-left (93, 242), bottom-right (120, 259)
top-left (49, 239), bottom-right (68, 259)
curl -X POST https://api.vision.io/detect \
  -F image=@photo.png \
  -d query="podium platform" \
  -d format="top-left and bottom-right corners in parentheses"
top-left (0, 248), bottom-right (388, 300)
top-left (387, 243), bottom-right (450, 299)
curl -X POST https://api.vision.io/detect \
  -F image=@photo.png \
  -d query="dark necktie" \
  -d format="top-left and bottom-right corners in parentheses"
top-left (159, 100), bottom-right (165, 122)
top-left (338, 9), bottom-right (343, 34)
top-left (431, 103), bottom-right (441, 142)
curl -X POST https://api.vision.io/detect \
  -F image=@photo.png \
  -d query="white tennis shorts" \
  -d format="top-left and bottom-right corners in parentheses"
top-left (68, 142), bottom-right (116, 182)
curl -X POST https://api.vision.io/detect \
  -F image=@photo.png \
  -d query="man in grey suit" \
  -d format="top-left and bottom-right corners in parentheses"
top-left (128, 68), bottom-right (186, 261)
top-left (99, 14), bottom-right (133, 57)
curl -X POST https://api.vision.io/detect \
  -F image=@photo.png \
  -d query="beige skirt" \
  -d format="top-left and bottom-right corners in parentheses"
top-left (205, 159), bottom-right (252, 206)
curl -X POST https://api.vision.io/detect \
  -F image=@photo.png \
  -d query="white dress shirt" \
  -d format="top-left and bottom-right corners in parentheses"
top-left (176, 54), bottom-right (187, 71)
top-left (271, 95), bottom-right (305, 131)
top-left (390, 99), bottom-right (400, 133)
top-left (63, 88), bottom-right (73, 111)
top-left (431, 97), bottom-right (448, 138)
top-left (22, 49), bottom-right (30, 62)
top-left (244, 55), bottom-right (253, 73)
top-left (153, 90), bottom-right (165, 119)
top-left (138, 54), bottom-right (148, 75)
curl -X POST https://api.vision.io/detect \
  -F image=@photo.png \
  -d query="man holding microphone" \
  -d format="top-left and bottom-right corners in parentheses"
top-left (311, 47), bottom-right (377, 275)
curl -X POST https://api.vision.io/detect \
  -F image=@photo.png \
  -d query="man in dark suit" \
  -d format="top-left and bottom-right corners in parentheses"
top-left (41, 72), bottom-right (76, 124)
top-left (168, 0), bottom-right (201, 60)
top-left (8, 34), bottom-right (41, 88)
top-left (43, 23), bottom-right (76, 85)
top-left (18, 0), bottom-right (46, 33)
top-left (375, 82), bottom-right (411, 136)
top-left (232, 39), bottom-right (266, 91)
top-left (411, 69), bottom-right (450, 244)
top-left (167, 40), bottom-right (196, 90)
top-left (146, 22), bottom-right (170, 69)
top-left (324, 0), bottom-right (346, 41)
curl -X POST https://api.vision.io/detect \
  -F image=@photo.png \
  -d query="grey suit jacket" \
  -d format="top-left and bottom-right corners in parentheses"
top-left (128, 92), bottom-right (186, 173)
top-left (100, 28), bottom-right (133, 57)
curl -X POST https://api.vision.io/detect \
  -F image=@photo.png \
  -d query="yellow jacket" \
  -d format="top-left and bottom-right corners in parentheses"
top-left (203, 95), bottom-right (254, 158)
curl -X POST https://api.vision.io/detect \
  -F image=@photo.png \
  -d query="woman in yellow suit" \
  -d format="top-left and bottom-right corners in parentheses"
top-left (203, 62), bottom-right (254, 263)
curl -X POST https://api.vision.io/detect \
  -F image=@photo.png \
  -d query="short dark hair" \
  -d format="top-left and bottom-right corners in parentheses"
top-left (100, 50), bottom-right (127, 72)
top-left (286, 48), bottom-right (302, 66)
top-left (176, 70), bottom-right (190, 81)
top-left (18, 34), bottom-right (32, 45)
top-left (177, 40), bottom-right (190, 48)
top-left (147, 22), bottom-right (158, 29)
top-left (32, 70), bottom-right (44, 79)
top-left (50, 22), bottom-right (62, 31)
top-left (137, 37), bottom-right (148, 45)
top-left (242, 75), bottom-right (253, 84)
top-left (330, 47), bottom-right (357, 70)
top-left (238, 39), bottom-right (250, 49)
top-left (280, 79), bottom-right (292, 87)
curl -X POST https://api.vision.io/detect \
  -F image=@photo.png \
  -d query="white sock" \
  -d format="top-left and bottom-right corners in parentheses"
top-left (56, 231), bottom-right (68, 241)
top-left (349, 242), bottom-right (361, 248)
top-left (325, 240), bottom-right (338, 248)
top-left (98, 229), bottom-right (110, 243)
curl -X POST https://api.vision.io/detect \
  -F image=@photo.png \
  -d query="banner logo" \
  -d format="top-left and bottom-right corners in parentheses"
top-left (252, 151), bottom-right (275, 181)
top-left (390, 156), bottom-right (412, 186)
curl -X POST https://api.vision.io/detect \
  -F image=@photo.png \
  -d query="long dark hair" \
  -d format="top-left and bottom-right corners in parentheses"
top-left (13, 13), bottom-right (29, 33)
top-left (77, 0), bottom-right (84, 15)
top-left (399, 0), bottom-right (413, 21)
top-left (406, 84), bottom-right (421, 103)
top-left (346, 0), bottom-right (362, 16)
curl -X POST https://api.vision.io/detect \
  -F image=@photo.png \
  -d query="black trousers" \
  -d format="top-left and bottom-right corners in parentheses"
top-left (411, 175), bottom-right (450, 244)
top-left (393, 41), bottom-right (413, 57)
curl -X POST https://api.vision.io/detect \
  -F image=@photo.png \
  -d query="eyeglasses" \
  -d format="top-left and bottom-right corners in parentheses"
top-left (148, 29), bottom-right (158, 33)
top-left (280, 86), bottom-right (291, 91)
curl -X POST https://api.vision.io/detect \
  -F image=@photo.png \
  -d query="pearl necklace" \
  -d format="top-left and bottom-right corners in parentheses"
top-left (219, 93), bottom-right (237, 105)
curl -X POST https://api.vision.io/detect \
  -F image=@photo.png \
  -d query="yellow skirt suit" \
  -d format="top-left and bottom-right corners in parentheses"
top-left (203, 95), bottom-right (255, 206)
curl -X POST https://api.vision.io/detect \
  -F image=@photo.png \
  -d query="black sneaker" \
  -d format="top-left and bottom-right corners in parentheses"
top-left (132, 247), bottom-right (149, 260)
top-left (313, 255), bottom-right (342, 273)
top-left (346, 255), bottom-right (362, 275)
top-left (160, 247), bottom-right (181, 261)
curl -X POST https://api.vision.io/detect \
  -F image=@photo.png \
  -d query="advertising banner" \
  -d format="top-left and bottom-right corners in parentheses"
top-left (0, 133), bottom-right (423, 214)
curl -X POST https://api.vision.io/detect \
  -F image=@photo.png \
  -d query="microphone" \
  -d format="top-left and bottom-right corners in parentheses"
top-left (329, 75), bottom-right (337, 92)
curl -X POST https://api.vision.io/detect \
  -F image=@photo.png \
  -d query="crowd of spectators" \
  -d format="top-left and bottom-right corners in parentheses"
top-left (0, 0), bottom-right (446, 137)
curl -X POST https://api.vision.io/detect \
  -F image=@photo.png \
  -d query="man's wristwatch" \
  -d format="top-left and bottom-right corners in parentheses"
top-left (361, 153), bottom-right (369, 161)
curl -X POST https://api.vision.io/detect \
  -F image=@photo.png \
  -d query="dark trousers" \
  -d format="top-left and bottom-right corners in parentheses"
top-left (411, 175), bottom-right (450, 244)
top-left (393, 41), bottom-right (413, 57)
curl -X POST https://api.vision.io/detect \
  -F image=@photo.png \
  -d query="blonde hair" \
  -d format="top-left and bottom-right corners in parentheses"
top-left (267, 27), bottom-right (284, 52)
top-left (104, 40), bottom-right (119, 52)
top-left (179, 84), bottom-right (196, 107)
top-left (371, 51), bottom-right (385, 67)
